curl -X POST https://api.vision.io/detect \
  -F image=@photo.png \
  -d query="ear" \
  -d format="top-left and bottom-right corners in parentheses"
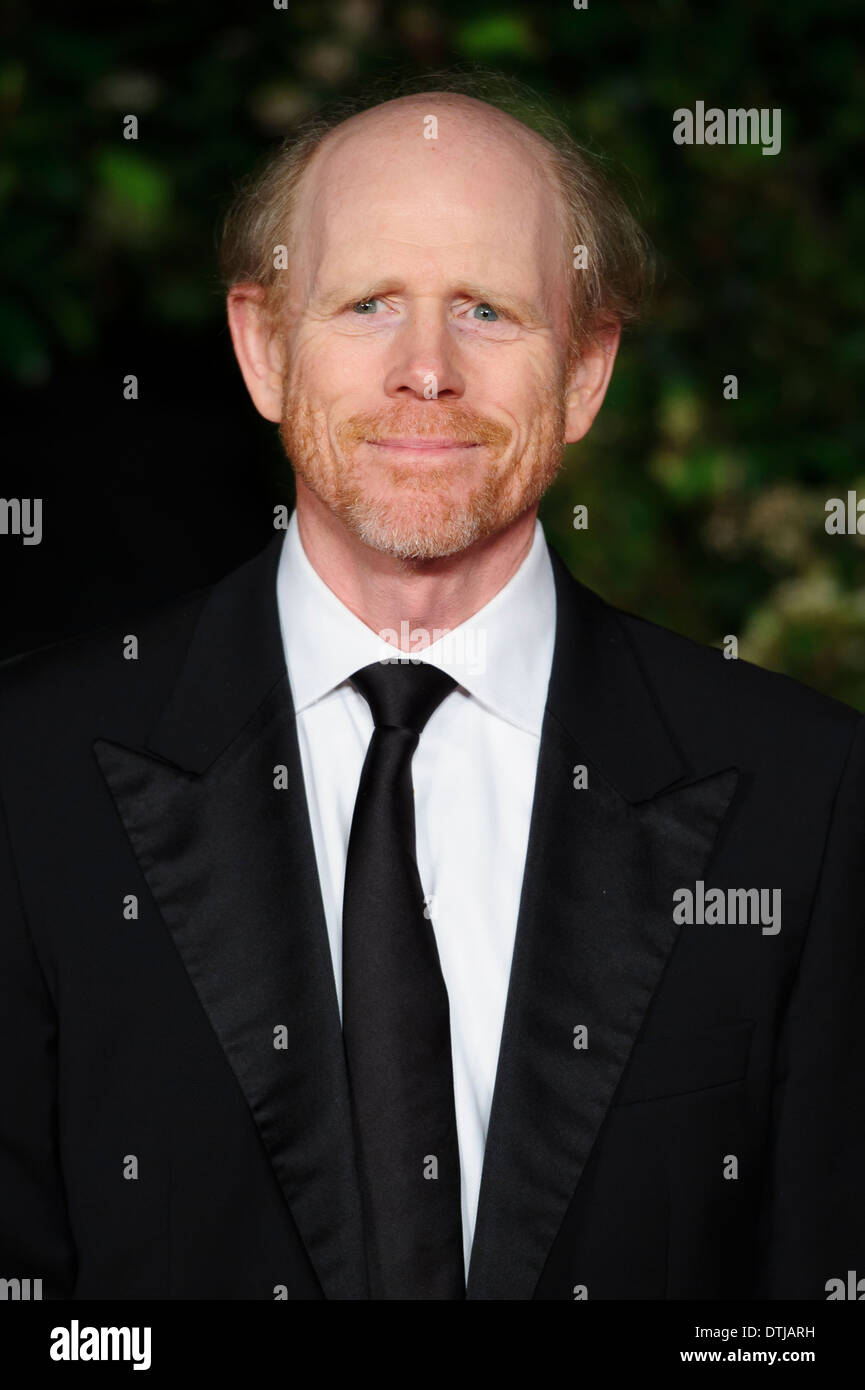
top-left (564, 320), bottom-right (621, 444)
top-left (226, 284), bottom-right (286, 423)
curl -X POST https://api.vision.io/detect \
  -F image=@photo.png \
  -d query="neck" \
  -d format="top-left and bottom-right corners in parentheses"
top-left (294, 482), bottom-right (537, 650)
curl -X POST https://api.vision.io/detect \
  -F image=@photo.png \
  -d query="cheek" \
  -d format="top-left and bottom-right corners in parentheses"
top-left (490, 361), bottom-right (562, 440)
top-left (491, 344), bottom-right (561, 404)
top-left (294, 328), bottom-right (390, 399)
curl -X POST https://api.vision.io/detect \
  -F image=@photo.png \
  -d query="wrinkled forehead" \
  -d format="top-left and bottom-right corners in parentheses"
top-left (289, 98), bottom-right (568, 306)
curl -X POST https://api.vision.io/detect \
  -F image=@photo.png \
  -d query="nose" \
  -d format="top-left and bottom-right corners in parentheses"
top-left (381, 301), bottom-right (466, 402)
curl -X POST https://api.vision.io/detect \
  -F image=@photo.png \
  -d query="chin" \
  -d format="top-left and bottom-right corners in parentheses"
top-left (344, 498), bottom-right (494, 562)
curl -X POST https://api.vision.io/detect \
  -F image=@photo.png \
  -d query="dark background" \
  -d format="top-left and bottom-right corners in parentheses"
top-left (2, 0), bottom-right (863, 705)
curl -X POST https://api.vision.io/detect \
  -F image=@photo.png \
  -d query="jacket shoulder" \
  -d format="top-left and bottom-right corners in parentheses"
top-left (0, 579), bottom-right (210, 736)
top-left (613, 599), bottom-right (862, 742)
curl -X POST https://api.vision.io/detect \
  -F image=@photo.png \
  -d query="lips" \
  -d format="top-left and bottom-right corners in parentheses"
top-left (367, 437), bottom-right (480, 449)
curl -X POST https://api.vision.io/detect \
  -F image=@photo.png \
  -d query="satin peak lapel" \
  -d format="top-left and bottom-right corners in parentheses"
top-left (466, 549), bottom-right (739, 1300)
top-left (93, 535), bottom-right (368, 1300)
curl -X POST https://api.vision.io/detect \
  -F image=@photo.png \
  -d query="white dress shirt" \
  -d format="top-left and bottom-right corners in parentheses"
top-left (275, 509), bottom-right (557, 1280)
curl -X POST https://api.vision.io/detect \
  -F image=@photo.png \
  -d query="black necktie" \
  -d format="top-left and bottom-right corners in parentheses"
top-left (342, 659), bottom-right (465, 1300)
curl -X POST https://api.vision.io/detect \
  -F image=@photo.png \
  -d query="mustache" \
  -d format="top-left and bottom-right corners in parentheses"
top-left (336, 404), bottom-right (512, 451)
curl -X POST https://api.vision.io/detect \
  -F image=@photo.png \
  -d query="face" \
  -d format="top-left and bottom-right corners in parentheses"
top-left (271, 99), bottom-right (578, 562)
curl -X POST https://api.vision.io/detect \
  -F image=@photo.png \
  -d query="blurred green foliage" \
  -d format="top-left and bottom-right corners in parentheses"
top-left (2, 0), bottom-right (863, 704)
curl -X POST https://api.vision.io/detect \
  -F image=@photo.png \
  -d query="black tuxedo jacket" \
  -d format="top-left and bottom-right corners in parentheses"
top-left (1, 529), bottom-right (863, 1300)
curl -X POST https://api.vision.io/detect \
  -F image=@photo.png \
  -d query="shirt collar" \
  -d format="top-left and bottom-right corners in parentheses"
top-left (276, 508), bottom-right (557, 737)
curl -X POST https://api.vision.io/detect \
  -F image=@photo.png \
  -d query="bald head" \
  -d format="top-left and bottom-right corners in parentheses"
top-left (293, 91), bottom-right (565, 244)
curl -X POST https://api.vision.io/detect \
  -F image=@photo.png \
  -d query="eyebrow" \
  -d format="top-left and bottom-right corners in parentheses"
top-left (312, 280), bottom-right (547, 326)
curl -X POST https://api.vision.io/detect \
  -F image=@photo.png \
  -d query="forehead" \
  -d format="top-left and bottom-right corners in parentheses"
top-left (290, 99), bottom-right (566, 299)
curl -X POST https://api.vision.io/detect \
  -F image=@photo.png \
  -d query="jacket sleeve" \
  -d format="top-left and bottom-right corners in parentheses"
top-left (0, 777), bottom-right (76, 1297)
top-left (753, 713), bottom-right (865, 1298)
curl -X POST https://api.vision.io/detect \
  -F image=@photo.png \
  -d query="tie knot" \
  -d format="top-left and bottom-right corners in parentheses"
top-left (350, 659), bottom-right (457, 735)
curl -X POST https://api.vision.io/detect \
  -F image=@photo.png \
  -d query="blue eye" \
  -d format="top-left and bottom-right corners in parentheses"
top-left (471, 303), bottom-right (499, 321)
top-left (352, 298), bottom-right (380, 314)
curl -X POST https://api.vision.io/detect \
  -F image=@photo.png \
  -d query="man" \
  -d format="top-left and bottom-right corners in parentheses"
top-left (1, 80), bottom-right (863, 1302)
